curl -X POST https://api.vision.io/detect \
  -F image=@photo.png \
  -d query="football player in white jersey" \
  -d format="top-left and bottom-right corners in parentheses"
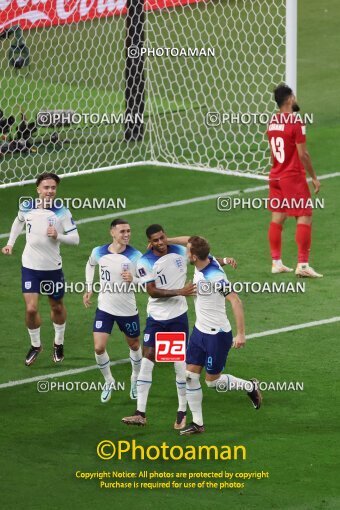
top-left (180, 236), bottom-right (262, 435)
top-left (122, 226), bottom-right (236, 429)
top-left (1, 172), bottom-right (79, 366)
top-left (83, 219), bottom-right (143, 403)
top-left (122, 224), bottom-right (197, 429)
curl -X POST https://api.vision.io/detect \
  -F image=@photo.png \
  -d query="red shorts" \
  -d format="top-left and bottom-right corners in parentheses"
top-left (268, 175), bottom-right (312, 216)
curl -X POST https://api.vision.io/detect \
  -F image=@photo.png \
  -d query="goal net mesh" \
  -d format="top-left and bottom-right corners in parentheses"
top-left (0, 0), bottom-right (286, 185)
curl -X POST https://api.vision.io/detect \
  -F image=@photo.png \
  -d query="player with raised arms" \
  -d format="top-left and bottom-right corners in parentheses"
top-left (83, 219), bottom-right (143, 403)
top-left (1, 172), bottom-right (79, 365)
top-left (122, 224), bottom-right (236, 429)
top-left (180, 236), bottom-right (262, 435)
top-left (267, 84), bottom-right (322, 277)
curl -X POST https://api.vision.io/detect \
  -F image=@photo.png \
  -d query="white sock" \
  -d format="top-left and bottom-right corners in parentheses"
top-left (129, 347), bottom-right (142, 382)
top-left (174, 361), bottom-right (187, 412)
top-left (28, 327), bottom-right (41, 348)
top-left (137, 358), bottom-right (154, 413)
top-left (273, 259), bottom-right (282, 265)
top-left (95, 351), bottom-right (114, 385)
top-left (53, 322), bottom-right (66, 345)
top-left (186, 371), bottom-right (203, 426)
top-left (217, 373), bottom-right (253, 392)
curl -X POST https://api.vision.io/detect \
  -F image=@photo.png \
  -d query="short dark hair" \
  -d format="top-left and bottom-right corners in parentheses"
top-left (274, 84), bottom-right (293, 107)
top-left (146, 224), bottom-right (164, 239)
top-left (188, 236), bottom-right (210, 260)
top-left (36, 172), bottom-right (60, 186)
top-left (110, 218), bottom-right (129, 228)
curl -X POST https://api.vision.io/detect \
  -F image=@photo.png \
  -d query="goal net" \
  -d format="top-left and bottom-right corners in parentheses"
top-left (0, 0), bottom-right (289, 187)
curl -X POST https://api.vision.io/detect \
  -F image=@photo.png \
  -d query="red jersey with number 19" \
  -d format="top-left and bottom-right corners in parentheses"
top-left (267, 112), bottom-right (306, 179)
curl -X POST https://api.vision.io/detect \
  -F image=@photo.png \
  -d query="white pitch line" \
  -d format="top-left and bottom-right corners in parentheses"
top-left (0, 359), bottom-right (130, 389)
top-left (246, 316), bottom-right (340, 339)
top-left (0, 161), bottom-right (269, 189)
top-left (1, 171), bottom-right (339, 240)
top-left (0, 183), bottom-right (268, 239)
top-left (1, 316), bottom-right (340, 389)
top-left (76, 184), bottom-right (268, 225)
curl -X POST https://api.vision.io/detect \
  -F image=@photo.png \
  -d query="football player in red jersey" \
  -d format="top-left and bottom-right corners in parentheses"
top-left (267, 84), bottom-right (322, 278)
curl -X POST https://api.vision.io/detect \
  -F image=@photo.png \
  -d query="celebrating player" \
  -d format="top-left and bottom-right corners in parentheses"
top-left (122, 225), bottom-right (234, 429)
top-left (1, 172), bottom-right (79, 365)
top-left (180, 236), bottom-right (262, 436)
top-left (267, 84), bottom-right (322, 277)
top-left (122, 224), bottom-right (197, 429)
top-left (83, 219), bottom-right (143, 403)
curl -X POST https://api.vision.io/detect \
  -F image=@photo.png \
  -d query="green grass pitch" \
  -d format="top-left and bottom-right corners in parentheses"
top-left (0, 0), bottom-right (340, 508)
top-left (0, 166), bottom-right (339, 509)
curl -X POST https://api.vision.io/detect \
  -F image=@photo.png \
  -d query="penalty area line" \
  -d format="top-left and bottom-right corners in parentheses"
top-left (0, 171), bottom-right (339, 240)
top-left (0, 183), bottom-right (268, 239)
top-left (0, 172), bottom-right (340, 239)
top-left (0, 359), bottom-right (130, 389)
top-left (1, 316), bottom-right (340, 389)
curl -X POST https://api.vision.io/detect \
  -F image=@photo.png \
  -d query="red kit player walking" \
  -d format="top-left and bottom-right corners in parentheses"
top-left (267, 84), bottom-right (322, 278)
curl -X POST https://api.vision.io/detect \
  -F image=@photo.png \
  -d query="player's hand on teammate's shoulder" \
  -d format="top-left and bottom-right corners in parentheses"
top-left (121, 270), bottom-right (133, 282)
top-left (83, 292), bottom-right (93, 308)
top-left (47, 226), bottom-right (58, 239)
top-left (1, 245), bottom-right (13, 255)
top-left (232, 333), bottom-right (246, 349)
top-left (224, 257), bottom-right (237, 269)
top-left (178, 281), bottom-right (197, 296)
top-left (312, 177), bottom-right (321, 194)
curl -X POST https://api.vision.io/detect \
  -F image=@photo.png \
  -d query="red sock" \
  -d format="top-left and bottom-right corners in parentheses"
top-left (268, 222), bottom-right (282, 260)
top-left (296, 223), bottom-right (312, 263)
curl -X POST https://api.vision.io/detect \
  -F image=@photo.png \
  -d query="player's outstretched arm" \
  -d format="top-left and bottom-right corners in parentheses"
top-left (166, 238), bottom-right (238, 269)
top-left (166, 236), bottom-right (190, 246)
top-left (1, 216), bottom-right (25, 255)
top-left (83, 259), bottom-right (95, 307)
top-left (216, 257), bottom-right (237, 269)
top-left (55, 230), bottom-right (80, 245)
top-left (146, 281), bottom-right (196, 298)
top-left (166, 238), bottom-right (237, 269)
top-left (296, 143), bottom-right (321, 193)
top-left (226, 292), bottom-right (245, 349)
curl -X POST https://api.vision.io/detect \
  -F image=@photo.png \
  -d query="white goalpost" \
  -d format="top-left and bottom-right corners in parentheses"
top-left (285, 0), bottom-right (297, 93)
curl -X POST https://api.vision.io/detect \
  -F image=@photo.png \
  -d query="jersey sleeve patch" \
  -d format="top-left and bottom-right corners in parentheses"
top-left (215, 278), bottom-right (232, 297)
top-left (137, 253), bottom-right (155, 283)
